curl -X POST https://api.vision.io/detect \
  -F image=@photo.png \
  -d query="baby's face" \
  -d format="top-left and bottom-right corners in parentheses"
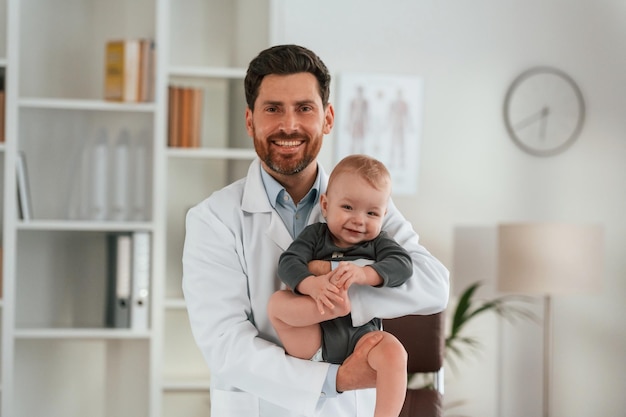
top-left (321, 172), bottom-right (389, 248)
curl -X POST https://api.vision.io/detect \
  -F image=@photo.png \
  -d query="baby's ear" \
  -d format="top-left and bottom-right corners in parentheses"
top-left (319, 193), bottom-right (328, 215)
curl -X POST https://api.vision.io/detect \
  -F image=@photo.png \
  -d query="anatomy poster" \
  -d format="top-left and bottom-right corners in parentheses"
top-left (335, 73), bottom-right (424, 195)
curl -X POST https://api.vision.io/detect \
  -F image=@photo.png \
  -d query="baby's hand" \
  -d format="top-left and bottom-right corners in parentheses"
top-left (297, 274), bottom-right (343, 315)
top-left (332, 262), bottom-right (369, 289)
top-left (331, 261), bottom-right (384, 289)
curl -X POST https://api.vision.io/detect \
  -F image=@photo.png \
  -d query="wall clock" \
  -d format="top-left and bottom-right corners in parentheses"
top-left (503, 67), bottom-right (585, 157)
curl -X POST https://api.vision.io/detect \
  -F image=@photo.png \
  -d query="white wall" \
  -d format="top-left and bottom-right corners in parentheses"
top-left (273, 1), bottom-right (626, 416)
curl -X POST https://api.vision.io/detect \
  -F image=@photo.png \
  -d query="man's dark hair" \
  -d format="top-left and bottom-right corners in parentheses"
top-left (244, 44), bottom-right (331, 110)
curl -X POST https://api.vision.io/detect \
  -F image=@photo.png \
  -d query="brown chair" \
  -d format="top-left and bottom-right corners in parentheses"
top-left (383, 312), bottom-right (445, 417)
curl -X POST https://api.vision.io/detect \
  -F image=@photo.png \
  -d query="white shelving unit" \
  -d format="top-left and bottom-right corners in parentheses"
top-left (2, 0), bottom-right (160, 416)
top-left (0, 0), bottom-right (276, 416)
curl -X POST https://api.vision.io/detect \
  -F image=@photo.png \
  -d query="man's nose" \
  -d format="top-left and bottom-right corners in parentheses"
top-left (279, 111), bottom-right (299, 133)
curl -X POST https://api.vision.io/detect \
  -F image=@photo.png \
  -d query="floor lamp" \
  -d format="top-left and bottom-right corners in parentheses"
top-left (497, 223), bottom-right (603, 417)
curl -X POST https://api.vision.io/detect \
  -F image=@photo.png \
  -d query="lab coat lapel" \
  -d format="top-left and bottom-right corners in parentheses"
top-left (267, 211), bottom-right (293, 251)
top-left (242, 159), bottom-right (293, 252)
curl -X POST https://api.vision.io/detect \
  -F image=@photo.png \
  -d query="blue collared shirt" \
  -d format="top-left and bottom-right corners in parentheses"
top-left (260, 166), bottom-right (321, 238)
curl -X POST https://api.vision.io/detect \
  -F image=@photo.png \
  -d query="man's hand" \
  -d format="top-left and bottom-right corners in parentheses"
top-left (335, 332), bottom-right (382, 392)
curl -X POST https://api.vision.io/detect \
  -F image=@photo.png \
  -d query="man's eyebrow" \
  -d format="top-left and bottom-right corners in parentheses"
top-left (295, 99), bottom-right (318, 107)
top-left (259, 99), bottom-right (317, 107)
top-left (260, 100), bottom-right (283, 106)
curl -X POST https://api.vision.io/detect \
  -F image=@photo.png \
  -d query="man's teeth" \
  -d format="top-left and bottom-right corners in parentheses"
top-left (276, 140), bottom-right (301, 146)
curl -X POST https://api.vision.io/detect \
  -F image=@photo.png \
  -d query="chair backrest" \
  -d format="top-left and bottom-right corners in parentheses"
top-left (383, 312), bottom-right (445, 374)
top-left (383, 312), bottom-right (446, 417)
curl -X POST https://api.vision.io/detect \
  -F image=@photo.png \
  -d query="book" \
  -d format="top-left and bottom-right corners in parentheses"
top-left (179, 87), bottom-right (191, 147)
top-left (189, 87), bottom-right (203, 148)
top-left (167, 85), bottom-right (203, 148)
top-left (16, 151), bottom-right (33, 221)
top-left (106, 233), bottom-right (132, 328)
top-left (104, 39), bottom-right (141, 102)
top-left (131, 232), bottom-right (151, 331)
top-left (167, 85), bottom-right (180, 147)
top-left (138, 39), bottom-right (156, 102)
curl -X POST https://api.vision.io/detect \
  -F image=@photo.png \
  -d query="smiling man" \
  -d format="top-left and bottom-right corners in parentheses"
top-left (182, 44), bottom-right (449, 417)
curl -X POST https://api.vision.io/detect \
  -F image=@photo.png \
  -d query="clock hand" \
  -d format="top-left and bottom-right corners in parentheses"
top-left (539, 107), bottom-right (549, 141)
top-left (514, 106), bottom-right (550, 131)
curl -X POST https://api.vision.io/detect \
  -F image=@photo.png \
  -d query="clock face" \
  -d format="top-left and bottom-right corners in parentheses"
top-left (503, 67), bottom-right (585, 156)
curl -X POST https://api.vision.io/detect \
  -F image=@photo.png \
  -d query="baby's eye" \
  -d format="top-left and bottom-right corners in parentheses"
top-left (341, 204), bottom-right (352, 210)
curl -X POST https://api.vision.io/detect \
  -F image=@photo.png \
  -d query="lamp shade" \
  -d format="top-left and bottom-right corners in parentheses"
top-left (497, 223), bottom-right (603, 295)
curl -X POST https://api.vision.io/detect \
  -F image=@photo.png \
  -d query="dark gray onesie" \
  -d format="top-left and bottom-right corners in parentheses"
top-left (277, 222), bottom-right (412, 364)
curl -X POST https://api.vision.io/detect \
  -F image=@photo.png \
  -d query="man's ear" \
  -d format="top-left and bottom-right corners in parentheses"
top-left (245, 107), bottom-right (254, 137)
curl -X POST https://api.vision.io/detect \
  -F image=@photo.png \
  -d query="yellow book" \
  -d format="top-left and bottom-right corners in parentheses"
top-left (104, 39), bottom-right (141, 102)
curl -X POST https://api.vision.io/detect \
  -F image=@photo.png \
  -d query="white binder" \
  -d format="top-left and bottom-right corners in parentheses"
top-left (131, 231), bottom-right (151, 330)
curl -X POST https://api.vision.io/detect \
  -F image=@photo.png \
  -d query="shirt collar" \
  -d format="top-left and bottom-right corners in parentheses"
top-left (260, 164), bottom-right (321, 208)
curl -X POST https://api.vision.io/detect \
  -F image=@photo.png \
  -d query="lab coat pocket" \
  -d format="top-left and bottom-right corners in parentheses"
top-left (211, 389), bottom-right (260, 417)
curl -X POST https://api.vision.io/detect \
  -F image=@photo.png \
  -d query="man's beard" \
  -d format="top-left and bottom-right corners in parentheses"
top-left (258, 132), bottom-right (316, 176)
top-left (264, 152), bottom-right (313, 176)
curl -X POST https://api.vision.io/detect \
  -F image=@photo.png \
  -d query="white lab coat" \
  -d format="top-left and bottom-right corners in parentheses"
top-left (182, 158), bottom-right (449, 417)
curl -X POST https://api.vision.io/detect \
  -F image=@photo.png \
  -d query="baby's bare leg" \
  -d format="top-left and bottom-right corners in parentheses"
top-left (355, 331), bottom-right (407, 417)
top-left (267, 290), bottom-right (325, 360)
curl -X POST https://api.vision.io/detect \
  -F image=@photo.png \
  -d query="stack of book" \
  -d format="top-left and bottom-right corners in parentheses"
top-left (167, 85), bottom-right (203, 147)
top-left (104, 38), bottom-right (156, 102)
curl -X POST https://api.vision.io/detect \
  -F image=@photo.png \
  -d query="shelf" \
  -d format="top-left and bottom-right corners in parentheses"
top-left (18, 98), bottom-right (157, 112)
top-left (162, 378), bottom-right (211, 392)
top-left (169, 66), bottom-right (246, 79)
top-left (14, 328), bottom-right (151, 340)
top-left (167, 147), bottom-right (256, 160)
top-left (16, 220), bottom-right (154, 232)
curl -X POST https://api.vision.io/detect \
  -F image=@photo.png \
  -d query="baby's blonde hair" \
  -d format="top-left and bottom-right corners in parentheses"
top-left (328, 154), bottom-right (391, 193)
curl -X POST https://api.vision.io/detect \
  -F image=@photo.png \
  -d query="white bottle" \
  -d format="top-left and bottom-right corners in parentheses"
top-left (111, 128), bottom-right (131, 221)
top-left (90, 127), bottom-right (109, 221)
top-left (131, 129), bottom-right (150, 221)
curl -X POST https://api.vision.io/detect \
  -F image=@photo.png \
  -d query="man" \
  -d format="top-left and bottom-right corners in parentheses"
top-left (182, 44), bottom-right (449, 417)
